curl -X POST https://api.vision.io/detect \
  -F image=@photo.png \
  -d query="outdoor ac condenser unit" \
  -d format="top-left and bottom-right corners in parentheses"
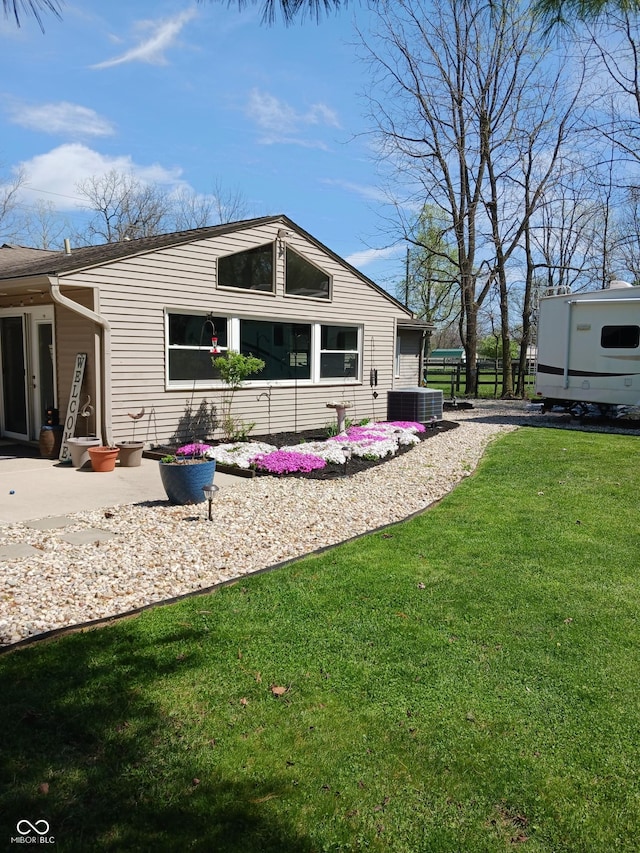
top-left (386, 387), bottom-right (444, 422)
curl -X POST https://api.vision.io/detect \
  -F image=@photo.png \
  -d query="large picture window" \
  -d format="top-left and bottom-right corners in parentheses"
top-left (166, 311), bottom-right (361, 387)
top-left (218, 244), bottom-right (274, 292)
top-left (320, 325), bottom-right (359, 378)
top-left (285, 247), bottom-right (330, 299)
top-left (240, 319), bottom-right (311, 381)
top-left (601, 325), bottom-right (640, 348)
top-left (167, 313), bottom-right (228, 383)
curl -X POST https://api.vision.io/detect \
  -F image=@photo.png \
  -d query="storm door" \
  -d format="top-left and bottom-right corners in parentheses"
top-left (0, 315), bottom-right (28, 439)
top-left (0, 307), bottom-right (56, 440)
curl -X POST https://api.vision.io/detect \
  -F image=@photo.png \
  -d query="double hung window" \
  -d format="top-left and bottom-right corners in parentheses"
top-left (167, 313), bottom-right (228, 383)
top-left (320, 325), bottom-right (359, 378)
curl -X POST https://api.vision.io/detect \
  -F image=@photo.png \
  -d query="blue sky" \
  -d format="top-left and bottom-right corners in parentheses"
top-left (0, 0), bottom-right (405, 290)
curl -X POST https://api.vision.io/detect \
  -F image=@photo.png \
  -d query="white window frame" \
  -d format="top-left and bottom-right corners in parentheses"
top-left (165, 310), bottom-right (362, 390)
top-left (284, 245), bottom-right (333, 302)
top-left (319, 324), bottom-right (361, 382)
top-left (165, 310), bottom-right (230, 390)
top-left (216, 243), bottom-right (276, 295)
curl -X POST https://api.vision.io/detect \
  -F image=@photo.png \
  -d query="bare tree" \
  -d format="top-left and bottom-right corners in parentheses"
top-left (169, 180), bottom-right (249, 231)
top-left (75, 171), bottom-right (173, 244)
top-left (19, 198), bottom-right (69, 249)
top-left (397, 206), bottom-right (460, 336)
top-left (361, 0), bottom-right (581, 396)
top-left (589, 12), bottom-right (640, 166)
top-left (528, 165), bottom-right (603, 294)
top-left (0, 166), bottom-right (26, 244)
top-left (483, 47), bottom-right (585, 395)
top-left (609, 187), bottom-right (640, 283)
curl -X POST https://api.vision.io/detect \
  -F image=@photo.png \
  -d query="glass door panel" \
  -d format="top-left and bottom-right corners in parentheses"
top-left (0, 316), bottom-right (28, 437)
top-left (35, 321), bottom-right (55, 432)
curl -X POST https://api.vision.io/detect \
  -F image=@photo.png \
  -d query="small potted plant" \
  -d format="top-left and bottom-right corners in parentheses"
top-left (158, 442), bottom-right (216, 504)
top-left (116, 408), bottom-right (145, 467)
top-left (211, 350), bottom-right (265, 440)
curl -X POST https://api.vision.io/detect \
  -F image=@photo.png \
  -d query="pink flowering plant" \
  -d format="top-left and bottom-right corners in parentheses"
top-left (204, 420), bottom-right (427, 475)
top-left (161, 442), bottom-right (215, 464)
top-left (253, 449), bottom-right (327, 474)
top-left (328, 422), bottom-right (422, 459)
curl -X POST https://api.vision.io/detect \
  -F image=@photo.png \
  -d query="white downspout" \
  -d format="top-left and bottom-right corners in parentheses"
top-left (48, 276), bottom-right (113, 446)
top-left (563, 300), bottom-right (575, 390)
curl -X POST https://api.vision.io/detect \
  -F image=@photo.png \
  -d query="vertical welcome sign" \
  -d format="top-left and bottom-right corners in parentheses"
top-left (59, 353), bottom-right (87, 463)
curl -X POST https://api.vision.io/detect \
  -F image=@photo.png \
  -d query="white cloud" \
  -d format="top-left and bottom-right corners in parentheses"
top-left (16, 143), bottom-right (186, 210)
top-left (321, 177), bottom-right (389, 204)
top-left (247, 89), bottom-right (341, 147)
top-left (91, 8), bottom-right (197, 70)
top-left (7, 101), bottom-right (115, 138)
top-left (346, 245), bottom-right (403, 269)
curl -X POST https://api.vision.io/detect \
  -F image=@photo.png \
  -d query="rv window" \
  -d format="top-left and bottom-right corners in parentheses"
top-left (601, 325), bottom-right (640, 349)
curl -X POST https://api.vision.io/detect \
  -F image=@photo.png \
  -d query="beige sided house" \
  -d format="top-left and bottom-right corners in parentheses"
top-left (0, 215), bottom-right (431, 449)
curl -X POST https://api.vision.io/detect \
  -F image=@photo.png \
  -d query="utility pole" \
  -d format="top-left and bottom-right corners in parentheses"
top-left (405, 245), bottom-right (410, 308)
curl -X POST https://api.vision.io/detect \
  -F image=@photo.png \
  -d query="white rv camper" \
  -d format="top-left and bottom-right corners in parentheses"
top-left (535, 281), bottom-right (640, 414)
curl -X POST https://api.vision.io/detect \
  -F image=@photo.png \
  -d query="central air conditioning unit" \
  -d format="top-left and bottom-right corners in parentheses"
top-left (386, 387), bottom-right (444, 422)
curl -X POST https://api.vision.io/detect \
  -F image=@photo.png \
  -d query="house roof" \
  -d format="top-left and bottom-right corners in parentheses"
top-left (0, 214), bottom-right (415, 316)
top-left (0, 243), bottom-right (59, 272)
top-left (397, 317), bottom-right (433, 331)
top-left (0, 216), bottom-right (278, 279)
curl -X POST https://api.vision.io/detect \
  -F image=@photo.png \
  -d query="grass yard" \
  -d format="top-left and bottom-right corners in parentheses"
top-left (1, 427), bottom-right (639, 851)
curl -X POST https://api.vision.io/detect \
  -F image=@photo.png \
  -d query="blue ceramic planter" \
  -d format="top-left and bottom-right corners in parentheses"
top-left (159, 459), bottom-right (216, 505)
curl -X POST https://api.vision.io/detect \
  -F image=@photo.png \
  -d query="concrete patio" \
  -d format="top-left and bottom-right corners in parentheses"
top-left (0, 450), bottom-right (239, 525)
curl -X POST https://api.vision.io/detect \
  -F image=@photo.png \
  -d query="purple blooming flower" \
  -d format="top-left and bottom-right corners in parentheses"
top-left (176, 442), bottom-right (212, 457)
top-left (253, 450), bottom-right (326, 474)
top-left (381, 421), bottom-right (426, 432)
top-left (328, 426), bottom-right (387, 443)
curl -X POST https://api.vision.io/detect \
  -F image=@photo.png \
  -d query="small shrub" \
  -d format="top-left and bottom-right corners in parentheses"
top-left (324, 418), bottom-right (353, 437)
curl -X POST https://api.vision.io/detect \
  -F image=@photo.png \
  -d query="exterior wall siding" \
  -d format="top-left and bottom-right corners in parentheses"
top-left (57, 222), bottom-right (419, 446)
top-left (54, 288), bottom-right (99, 438)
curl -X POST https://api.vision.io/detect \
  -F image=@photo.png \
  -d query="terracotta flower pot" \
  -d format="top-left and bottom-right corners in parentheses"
top-left (88, 446), bottom-right (120, 473)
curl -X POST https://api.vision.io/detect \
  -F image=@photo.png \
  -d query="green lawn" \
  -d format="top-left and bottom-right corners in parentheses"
top-left (1, 427), bottom-right (639, 852)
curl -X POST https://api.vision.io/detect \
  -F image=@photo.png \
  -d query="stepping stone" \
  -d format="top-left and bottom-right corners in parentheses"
top-left (25, 516), bottom-right (75, 530)
top-left (0, 543), bottom-right (42, 561)
top-left (60, 528), bottom-right (117, 545)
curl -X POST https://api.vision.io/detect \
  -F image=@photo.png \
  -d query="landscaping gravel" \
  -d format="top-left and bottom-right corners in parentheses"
top-left (1, 399), bottom-right (635, 647)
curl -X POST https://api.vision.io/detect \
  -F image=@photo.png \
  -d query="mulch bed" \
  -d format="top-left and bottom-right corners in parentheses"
top-left (147, 420), bottom-right (459, 480)
top-left (248, 420), bottom-right (459, 480)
